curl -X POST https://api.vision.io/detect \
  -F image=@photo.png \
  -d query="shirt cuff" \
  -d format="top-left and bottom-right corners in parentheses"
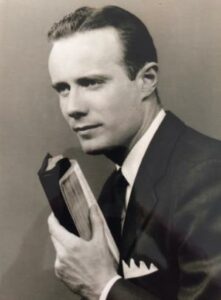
top-left (99, 275), bottom-right (122, 300)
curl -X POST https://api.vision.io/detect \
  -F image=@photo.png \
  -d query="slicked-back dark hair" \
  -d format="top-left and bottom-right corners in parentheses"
top-left (48, 6), bottom-right (158, 82)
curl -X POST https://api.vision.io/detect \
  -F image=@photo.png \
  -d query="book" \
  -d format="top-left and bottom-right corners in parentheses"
top-left (38, 153), bottom-right (119, 263)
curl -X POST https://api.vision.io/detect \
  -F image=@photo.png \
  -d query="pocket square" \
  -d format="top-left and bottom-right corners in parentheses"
top-left (122, 258), bottom-right (158, 279)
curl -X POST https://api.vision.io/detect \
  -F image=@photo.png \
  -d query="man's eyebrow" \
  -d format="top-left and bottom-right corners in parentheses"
top-left (51, 82), bottom-right (69, 90)
top-left (76, 74), bottom-right (111, 82)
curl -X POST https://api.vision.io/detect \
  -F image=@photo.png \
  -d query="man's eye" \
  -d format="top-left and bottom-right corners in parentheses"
top-left (53, 83), bottom-right (70, 96)
top-left (78, 78), bottom-right (103, 88)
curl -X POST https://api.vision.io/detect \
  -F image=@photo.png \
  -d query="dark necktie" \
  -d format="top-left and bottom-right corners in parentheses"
top-left (109, 169), bottom-right (128, 249)
top-left (98, 169), bottom-right (128, 276)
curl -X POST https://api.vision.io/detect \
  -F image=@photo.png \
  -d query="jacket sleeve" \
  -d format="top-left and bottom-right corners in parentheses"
top-left (173, 160), bottom-right (221, 300)
top-left (107, 278), bottom-right (159, 300)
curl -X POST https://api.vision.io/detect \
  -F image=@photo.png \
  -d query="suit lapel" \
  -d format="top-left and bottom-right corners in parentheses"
top-left (121, 112), bottom-right (187, 260)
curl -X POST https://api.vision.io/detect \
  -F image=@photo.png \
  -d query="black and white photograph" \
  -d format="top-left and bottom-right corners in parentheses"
top-left (0, 1), bottom-right (221, 299)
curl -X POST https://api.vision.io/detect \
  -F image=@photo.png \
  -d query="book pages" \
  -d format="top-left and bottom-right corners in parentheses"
top-left (59, 160), bottom-right (119, 263)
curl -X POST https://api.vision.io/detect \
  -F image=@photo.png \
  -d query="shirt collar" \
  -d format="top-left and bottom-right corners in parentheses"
top-left (120, 109), bottom-right (166, 187)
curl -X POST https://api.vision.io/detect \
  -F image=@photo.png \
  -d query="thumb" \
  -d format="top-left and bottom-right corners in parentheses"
top-left (89, 204), bottom-right (104, 240)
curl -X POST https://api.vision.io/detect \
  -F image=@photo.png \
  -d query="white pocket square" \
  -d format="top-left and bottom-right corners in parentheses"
top-left (122, 258), bottom-right (158, 279)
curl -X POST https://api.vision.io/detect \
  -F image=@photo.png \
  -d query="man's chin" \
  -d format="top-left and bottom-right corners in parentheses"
top-left (81, 142), bottom-right (116, 156)
top-left (83, 148), bottom-right (106, 155)
top-left (80, 143), bottom-right (108, 155)
top-left (81, 143), bottom-right (128, 164)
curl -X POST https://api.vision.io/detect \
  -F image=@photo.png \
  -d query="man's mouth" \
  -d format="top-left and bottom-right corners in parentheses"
top-left (74, 124), bottom-right (102, 133)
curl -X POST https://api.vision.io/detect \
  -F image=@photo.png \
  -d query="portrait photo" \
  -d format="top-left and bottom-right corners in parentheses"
top-left (0, 1), bottom-right (221, 299)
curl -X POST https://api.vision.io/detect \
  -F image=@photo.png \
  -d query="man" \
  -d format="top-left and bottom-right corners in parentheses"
top-left (47, 5), bottom-right (221, 300)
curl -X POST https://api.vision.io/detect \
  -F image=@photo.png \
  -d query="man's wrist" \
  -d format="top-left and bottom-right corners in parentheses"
top-left (99, 275), bottom-right (122, 300)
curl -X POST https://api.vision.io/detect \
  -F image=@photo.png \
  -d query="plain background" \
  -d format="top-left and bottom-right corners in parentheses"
top-left (0, 0), bottom-right (221, 299)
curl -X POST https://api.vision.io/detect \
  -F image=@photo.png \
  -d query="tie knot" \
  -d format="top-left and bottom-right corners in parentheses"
top-left (113, 169), bottom-right (128, 190)
top-left (111, 169), bottom-right (128, 216)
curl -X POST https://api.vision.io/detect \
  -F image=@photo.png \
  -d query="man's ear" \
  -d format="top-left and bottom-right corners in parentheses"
top-left (136, 62), bottom-right (158, 100)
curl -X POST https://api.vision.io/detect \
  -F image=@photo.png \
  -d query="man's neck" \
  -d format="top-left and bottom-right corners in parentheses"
top-left (105, 100), bottom-right (162, 165)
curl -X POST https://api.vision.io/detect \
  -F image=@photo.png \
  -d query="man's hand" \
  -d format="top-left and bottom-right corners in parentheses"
top-left (48, 205), bottom-right (118, 300)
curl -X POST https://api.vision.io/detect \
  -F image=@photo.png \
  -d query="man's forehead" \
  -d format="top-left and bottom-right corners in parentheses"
top-left (49, 27), bottom-right (124, 67)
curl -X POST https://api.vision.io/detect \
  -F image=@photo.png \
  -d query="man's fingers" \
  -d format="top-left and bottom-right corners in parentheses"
top-left (48, 213), bottom-right (79, 246)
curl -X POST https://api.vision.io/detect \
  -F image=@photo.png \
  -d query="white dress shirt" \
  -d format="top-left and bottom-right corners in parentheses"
top-left (100, 109), bottom-right (166, 300)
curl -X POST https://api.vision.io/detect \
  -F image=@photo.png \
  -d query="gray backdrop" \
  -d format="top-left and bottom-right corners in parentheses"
top-left (0, 0), bottom-right (220, 299)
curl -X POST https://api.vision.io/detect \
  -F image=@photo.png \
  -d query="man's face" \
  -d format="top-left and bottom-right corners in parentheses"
top-left (48, 27), bottom-right (145, 154)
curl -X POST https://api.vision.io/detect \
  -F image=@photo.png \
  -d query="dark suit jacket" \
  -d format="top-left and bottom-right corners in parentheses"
top-left (99, 112), bottom-right (221, 300)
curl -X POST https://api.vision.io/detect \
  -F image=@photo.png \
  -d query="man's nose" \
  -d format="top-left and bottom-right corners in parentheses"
top-left (66, 88), bottom-right (88, 119)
